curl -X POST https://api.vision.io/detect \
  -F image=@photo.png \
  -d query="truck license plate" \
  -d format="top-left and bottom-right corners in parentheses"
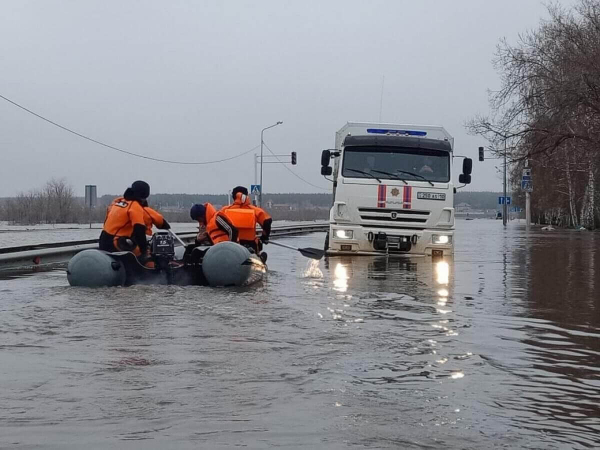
top-left (417, 192), bottom-right (446, 201)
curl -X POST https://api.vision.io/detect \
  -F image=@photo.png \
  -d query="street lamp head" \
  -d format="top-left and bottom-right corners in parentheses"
top-left (277, 121), bottom-right (283, 125)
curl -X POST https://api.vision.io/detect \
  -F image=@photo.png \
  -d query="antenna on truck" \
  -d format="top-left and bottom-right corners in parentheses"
top-left (379, 75), bottom-right (385, 122)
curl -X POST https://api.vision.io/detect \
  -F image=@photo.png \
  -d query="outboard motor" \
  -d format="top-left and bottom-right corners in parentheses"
top-left (151, 231), bottom-right (175, 271)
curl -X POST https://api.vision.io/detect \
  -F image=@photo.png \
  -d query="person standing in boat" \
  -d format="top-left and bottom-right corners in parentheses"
top-left (99, 181), bottom-right (170, 260)
top-left (219, 186), bottom-right (272, 255)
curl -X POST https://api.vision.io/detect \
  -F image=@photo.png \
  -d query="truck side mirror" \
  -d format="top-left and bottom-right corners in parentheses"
top-left (321, 150), bottom-right (331, 167)
top-left (459, 174), bottom-right (471, 184)
top-left (321, 166), bottom-right (333, 176)
top-left (462, 158), bottom-right (473, 175)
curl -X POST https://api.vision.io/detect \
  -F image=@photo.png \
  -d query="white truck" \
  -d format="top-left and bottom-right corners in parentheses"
top-left (321, 122), bottom-right (472, 257)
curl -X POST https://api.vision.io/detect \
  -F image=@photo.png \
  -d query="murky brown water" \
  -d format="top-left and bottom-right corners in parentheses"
top-left (1, 220), bottom-right (599, 449)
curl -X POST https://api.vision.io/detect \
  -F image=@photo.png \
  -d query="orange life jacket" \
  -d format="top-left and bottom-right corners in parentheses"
top-left (220, 193), bottom-right (271, 241)
top-left (221, 208), bottom-right (256, 241)
top-left (205, 203), bottom-right (233, 244)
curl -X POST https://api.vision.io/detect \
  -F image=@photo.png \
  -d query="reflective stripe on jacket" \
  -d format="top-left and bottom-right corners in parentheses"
top-left (205, 203), bottom-right (238, 244)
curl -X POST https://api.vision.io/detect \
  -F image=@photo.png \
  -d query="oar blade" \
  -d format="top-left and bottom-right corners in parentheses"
top-left (298, 247), bottom-right (325, 260)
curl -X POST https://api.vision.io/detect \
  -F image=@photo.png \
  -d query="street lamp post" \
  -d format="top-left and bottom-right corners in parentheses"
top-left (259, 121), bottom-right (283, 207)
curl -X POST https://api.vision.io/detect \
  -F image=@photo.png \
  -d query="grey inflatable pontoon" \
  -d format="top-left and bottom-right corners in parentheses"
top-left (67, 238), bottom-right (267, 288)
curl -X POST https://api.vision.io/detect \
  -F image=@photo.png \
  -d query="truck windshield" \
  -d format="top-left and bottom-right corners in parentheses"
top-left (342, 146), bottom-right (450, 183)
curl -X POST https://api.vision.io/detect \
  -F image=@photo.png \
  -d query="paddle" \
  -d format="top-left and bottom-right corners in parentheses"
top-left (268, 240), bottom-right (325, 260)
top-left (169, 229), bottom-right (188, 247)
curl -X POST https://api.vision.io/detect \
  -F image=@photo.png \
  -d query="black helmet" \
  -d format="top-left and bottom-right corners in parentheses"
top-left (232, 186), bottom-right (248, 199)
top-left (124, 180), bottom-right (150, 201)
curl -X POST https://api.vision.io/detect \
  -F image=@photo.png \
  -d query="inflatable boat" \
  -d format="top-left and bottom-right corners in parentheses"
top-left (67, 231), bottom-right (267, 287)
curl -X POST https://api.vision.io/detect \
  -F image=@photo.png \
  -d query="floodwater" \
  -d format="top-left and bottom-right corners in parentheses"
top-left (1, 220), bottom-right (599, 449)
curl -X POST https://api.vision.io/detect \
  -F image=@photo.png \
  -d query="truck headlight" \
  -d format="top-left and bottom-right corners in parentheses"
top-left (432, 234), bottom-right (451, 244)
top-left (335, 229), bottom-right (353, 239)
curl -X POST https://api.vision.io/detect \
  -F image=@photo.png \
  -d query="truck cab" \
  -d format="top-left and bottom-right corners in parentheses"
top-left (321, 122), bottom-right (472, 257)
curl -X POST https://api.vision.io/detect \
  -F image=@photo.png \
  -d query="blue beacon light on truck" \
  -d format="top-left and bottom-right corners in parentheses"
top-left (366, 128), bottom-right (427, 136)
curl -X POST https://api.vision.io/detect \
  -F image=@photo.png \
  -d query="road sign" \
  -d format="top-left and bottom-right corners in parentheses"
top-left (507, 196), bottom-right (511, 205)
top-left (250, 184), bottom-right (261, 195)
top-left (521, 180), bottom-right (533, 192)
top-left (498, 196), bottom-right (512, 205)
top-left (85, 185), bottom-right (97, 208)
top-left (522, 175), bottom-right (531, 181)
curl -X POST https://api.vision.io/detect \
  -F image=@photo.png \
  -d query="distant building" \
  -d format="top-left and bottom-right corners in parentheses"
top-left (455, 202), bottom-right (472, 213)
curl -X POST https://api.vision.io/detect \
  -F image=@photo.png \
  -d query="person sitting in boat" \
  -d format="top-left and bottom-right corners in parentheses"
top-left (99, 181), bottom-right (170, 263)
top-left (219, 186), bottom-right (272, 255)
top-left (189, 202), bottom-right (237, 246)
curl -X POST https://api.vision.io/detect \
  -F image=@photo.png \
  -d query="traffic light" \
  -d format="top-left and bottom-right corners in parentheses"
top-left (291, 151), bottom-right (297, 165)
top-left (478, 147), bottom-right (485, 162)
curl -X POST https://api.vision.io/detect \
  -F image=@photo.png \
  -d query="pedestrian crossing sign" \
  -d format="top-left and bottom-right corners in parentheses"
top-left (251, 184), bottom-right (261, 194)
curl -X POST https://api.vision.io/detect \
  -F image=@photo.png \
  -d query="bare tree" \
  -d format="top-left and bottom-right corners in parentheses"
top-left (468, 0), bottom-right (600, 228)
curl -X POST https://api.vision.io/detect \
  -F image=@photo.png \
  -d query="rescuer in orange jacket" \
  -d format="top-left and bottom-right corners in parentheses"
top-left (99, 181), bottom-right (170, 257)
top-left (189, 202), bottom-right (237, 246)
top-left (219, 186), bottom-right (272, 254)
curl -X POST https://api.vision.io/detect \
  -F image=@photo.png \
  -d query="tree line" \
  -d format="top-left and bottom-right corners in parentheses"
top-left (1, 178), bottom-right (508, 226)
top-left (468, 0), bottom-right (600, 228)
top-left (0, 181), bottom-right (333, 225)
top-left (0, 179), bottom-right (83, 225)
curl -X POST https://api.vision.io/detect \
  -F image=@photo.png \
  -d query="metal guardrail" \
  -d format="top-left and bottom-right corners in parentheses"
top-left (0, 223), bottom-right (329, 272)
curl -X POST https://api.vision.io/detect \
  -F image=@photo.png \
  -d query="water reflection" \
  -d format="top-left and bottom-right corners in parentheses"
top-left (2, 225), bottom-right (600, 448)
top-left (501, 228), bottom-right (600, 441)
top-left (435, 261), bottom-right (450, 285)
top-left (333, 263), bottom-right (348, 292)
top-left (455, 221), bottom-right (600, 446)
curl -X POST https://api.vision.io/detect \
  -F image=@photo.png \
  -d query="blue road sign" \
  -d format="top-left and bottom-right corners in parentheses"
top-left (521, 180), bottom-right (533, 191)
top-left (522, 175), bottom-right (531, 181)
top-left (507, 196), bottom-right (511, 205)
top-left (498, 196), bottom-right (512, 205)
top-left (250, 184), bottom-right (261, 195)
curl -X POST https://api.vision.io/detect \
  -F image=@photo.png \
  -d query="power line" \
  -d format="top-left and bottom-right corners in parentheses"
top-left (0, 93), bottom-right (259, 165)
top-left (262, 142), bottom-right (330, 191)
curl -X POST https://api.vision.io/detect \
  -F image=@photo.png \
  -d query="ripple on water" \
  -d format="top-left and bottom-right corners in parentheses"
top-left (0, 224), bottom-right (599, 448)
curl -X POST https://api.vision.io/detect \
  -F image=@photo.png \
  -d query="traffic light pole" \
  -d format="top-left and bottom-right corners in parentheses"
top-left (254, 150), bottom-right (295, 206)
top-left (254, 153), bottom-right (258, 205)
top-left (480, 143), bottom-right (510, 226)
top-left (503, 139), bottom-right (507, 227)
top-left (259, 121), bottom-right (283, 208)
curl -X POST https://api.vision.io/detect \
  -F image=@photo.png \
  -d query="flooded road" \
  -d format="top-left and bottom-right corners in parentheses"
top-left (1, 220), bottom-right (599, 449)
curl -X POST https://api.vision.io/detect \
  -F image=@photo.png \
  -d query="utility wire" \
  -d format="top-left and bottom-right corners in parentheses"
top-left (0, 93), bottom-right (259, 165)
top-left (262, 142), bottom-right (330, 191)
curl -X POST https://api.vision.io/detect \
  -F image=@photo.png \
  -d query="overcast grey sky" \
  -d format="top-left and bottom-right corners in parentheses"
top-left (0, 0), bottom-right (574, 197)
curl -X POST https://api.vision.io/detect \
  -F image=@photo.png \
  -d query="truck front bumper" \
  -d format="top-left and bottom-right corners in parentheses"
top-left (327, 225), bottom-right (454, 256)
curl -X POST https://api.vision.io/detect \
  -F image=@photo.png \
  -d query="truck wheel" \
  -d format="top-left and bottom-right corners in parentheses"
top-left (324, 232), bottom-right (329, 251)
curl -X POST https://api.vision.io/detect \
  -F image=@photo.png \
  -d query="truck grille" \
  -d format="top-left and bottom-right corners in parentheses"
top-left (358, 207), bottom-right (430, 226)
